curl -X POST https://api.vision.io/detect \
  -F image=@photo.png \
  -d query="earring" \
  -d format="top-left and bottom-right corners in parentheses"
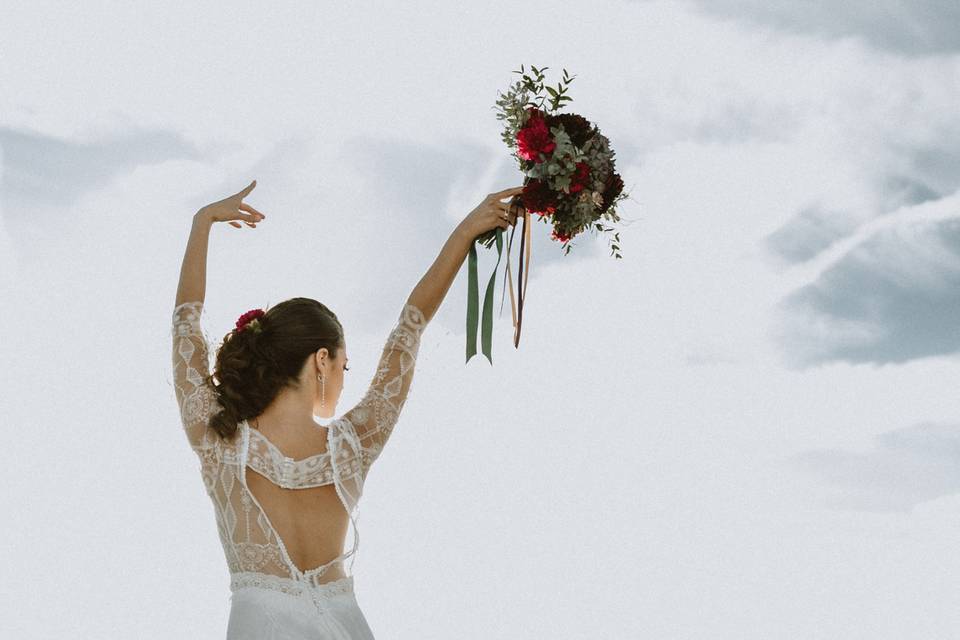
top-left (318, 372), bottom-right (325, 409)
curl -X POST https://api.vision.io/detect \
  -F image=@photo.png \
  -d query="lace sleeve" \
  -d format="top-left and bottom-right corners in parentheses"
top-left (341, 302), bottom-right (427, 476)
top-left (171, 301), bottom-right (220, 454)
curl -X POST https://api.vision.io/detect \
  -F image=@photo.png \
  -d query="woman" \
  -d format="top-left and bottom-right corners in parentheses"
top-left (171, 179), bottom-right (523, 639)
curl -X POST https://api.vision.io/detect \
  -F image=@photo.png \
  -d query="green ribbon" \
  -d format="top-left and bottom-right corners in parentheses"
top-left (466, 228), bottom-right (505, 364)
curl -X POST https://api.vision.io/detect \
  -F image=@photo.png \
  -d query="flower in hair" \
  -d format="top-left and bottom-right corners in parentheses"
top-left (235, 308), bottom-right (265, 334)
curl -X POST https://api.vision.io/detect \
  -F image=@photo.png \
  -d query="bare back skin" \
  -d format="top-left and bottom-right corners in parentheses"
top-left (246, 419), bottom-right (349, 582)
top-left (233, 186), bottom-right (524, 583)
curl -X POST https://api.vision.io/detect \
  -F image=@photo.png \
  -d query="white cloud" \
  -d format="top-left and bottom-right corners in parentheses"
top-left (4, 0), bottom-right (960, 637)
top-left (672, 0), bottom-right (960, 55)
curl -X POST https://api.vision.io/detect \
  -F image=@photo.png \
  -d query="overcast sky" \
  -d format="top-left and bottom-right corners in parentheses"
top-left (3, 1), bottom-right (960, 637)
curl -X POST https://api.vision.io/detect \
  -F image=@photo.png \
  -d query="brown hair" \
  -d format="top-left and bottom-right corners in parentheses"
top-left (204, 297), bottom-right (344, 442)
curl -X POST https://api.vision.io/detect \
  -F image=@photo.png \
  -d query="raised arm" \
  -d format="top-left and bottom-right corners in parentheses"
top-left (171, 300), bottom-right (219, 453)
top-left (174, 214), bottom-right (213, 308)
top-left (172, 181), bottom-right (264, 453)
top-left (340, 186), bottom-right (524, 475)
top-left (406, 184), bottom-right (524, 322)
top-left (340, 300), bottom-right (427, 476)
top-left (174, 180), bottom-right (263, 307)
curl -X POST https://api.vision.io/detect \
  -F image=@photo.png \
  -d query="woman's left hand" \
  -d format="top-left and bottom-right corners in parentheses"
top-left (196, 179), bottom-right (266, 229)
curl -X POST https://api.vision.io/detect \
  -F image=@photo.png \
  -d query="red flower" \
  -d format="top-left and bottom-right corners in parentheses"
top-left (516, 108), bottom-right (556, 163)
top-left (600, 172), bottom-right (624, 212)
top-left (236, 308), bottom-right (265, 332)
top-left (569, 161), bottom-right (591, 194)
top-left (551, 227), bottom-right (572, 243)
top-left (544, 112), bottom-right (596, 148)
top-left (520, 178), bottom-right (558, 216)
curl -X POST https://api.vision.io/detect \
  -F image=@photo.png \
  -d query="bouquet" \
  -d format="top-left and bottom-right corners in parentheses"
top-left (465, 64), bottom-right (629, 364)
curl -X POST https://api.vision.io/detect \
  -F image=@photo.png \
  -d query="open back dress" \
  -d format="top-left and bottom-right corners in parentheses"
top-left (171, 299), bottom-right (427, 639)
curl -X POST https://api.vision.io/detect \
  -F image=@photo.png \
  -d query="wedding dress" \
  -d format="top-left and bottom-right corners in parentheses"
top-left (171, 299), bottom-right (427, 639)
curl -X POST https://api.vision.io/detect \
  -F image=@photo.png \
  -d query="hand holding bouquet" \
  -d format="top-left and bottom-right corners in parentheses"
top-left (465, 65), bottom-right (630, 365)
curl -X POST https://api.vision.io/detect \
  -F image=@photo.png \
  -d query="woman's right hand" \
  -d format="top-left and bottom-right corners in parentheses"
top-left (195, 179), bottom-right (266, 229)
top-left (458, 186), bottom-right (526, 239)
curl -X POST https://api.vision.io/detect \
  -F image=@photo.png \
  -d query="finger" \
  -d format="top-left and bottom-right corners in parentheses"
top-left (236, 211), bottom-right (261, 223)
top-left (229, 221), bottom-right (241, 228)
top-left (239, 202), bottom-right (264, 218)
top-left (490, 185), bottom-right (526, 200)
top-left (492, 185), bottom-right (525, 196)
top-left (236, 179), bottom-right (257, 198)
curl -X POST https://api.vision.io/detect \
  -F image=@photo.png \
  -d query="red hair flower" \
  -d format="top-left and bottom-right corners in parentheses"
top-left (235, 308), bottom-right (265, 333)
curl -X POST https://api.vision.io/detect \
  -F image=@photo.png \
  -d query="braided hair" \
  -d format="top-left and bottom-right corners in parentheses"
top-left (206, 297), bottom-right (344, 442)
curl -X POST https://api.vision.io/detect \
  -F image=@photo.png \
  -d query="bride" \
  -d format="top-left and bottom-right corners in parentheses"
top-left (171, 179), bottom-right (522, 639)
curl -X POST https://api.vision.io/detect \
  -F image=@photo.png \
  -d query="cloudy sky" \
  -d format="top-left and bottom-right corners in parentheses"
top-left (3, 0), bottom-right (960, 637)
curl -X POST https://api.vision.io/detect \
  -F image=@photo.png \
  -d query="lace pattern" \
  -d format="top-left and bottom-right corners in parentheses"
top-left (171, 301), bottom-right (220, 455)
top-left (342, 303), bottom-right (426, 480)
top-left (230, 571), bottom-right (354, 599)
top-left (230, 572), bottom-right (355, 616)
top-left (246, 427), bottom-right (335, 488)
top-left (170, 299), bottom-right (427, 595)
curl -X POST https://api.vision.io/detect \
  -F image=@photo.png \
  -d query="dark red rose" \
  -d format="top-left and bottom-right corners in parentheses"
top-left (550, 227), bottom-right (572, 243)
top-left (525, 106), bottom-right (547, 122)
top-left (520, 178), bottom-right (559, 216)
top-left (600, 172), bottom-right (624, 212)
top-left (544, 112), bottom-right (596, 149)
top-left (516, 109), bottom-right (556, 163)
top-left (569, 161), bottom-right (591, 194)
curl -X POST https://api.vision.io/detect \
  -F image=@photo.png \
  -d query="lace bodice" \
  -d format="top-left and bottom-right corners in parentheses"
top-left (170, 299), bottom-right (427, 597)
top-left (246, 427), bottom-right (335, 488)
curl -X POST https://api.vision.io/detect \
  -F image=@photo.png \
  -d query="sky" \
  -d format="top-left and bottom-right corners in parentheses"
top-left (3, 0), bottom-right (960, 637)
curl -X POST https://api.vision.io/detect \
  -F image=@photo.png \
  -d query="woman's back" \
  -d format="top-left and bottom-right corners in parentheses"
top-left (171, 299), bottom-right (428, 632)
top-left (245, 421), bottom-right (350, 581)
top-left (169, 180), bottom-right (518, 638)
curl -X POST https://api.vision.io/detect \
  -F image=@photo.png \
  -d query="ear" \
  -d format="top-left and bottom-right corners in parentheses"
top-left (314, 348), bottom-right (328, 367)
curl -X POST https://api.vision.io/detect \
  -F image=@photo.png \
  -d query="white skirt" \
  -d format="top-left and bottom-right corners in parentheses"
top-left (226, 575), bottom-right (375, 639)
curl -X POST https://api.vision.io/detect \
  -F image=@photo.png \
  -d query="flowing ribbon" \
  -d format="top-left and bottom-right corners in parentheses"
top-left (466, 226), bottom-right (503, 364)
top-left (514, 206), bottom-right (531, 348)
top-left (466, 200), bottom-right (533, 364)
